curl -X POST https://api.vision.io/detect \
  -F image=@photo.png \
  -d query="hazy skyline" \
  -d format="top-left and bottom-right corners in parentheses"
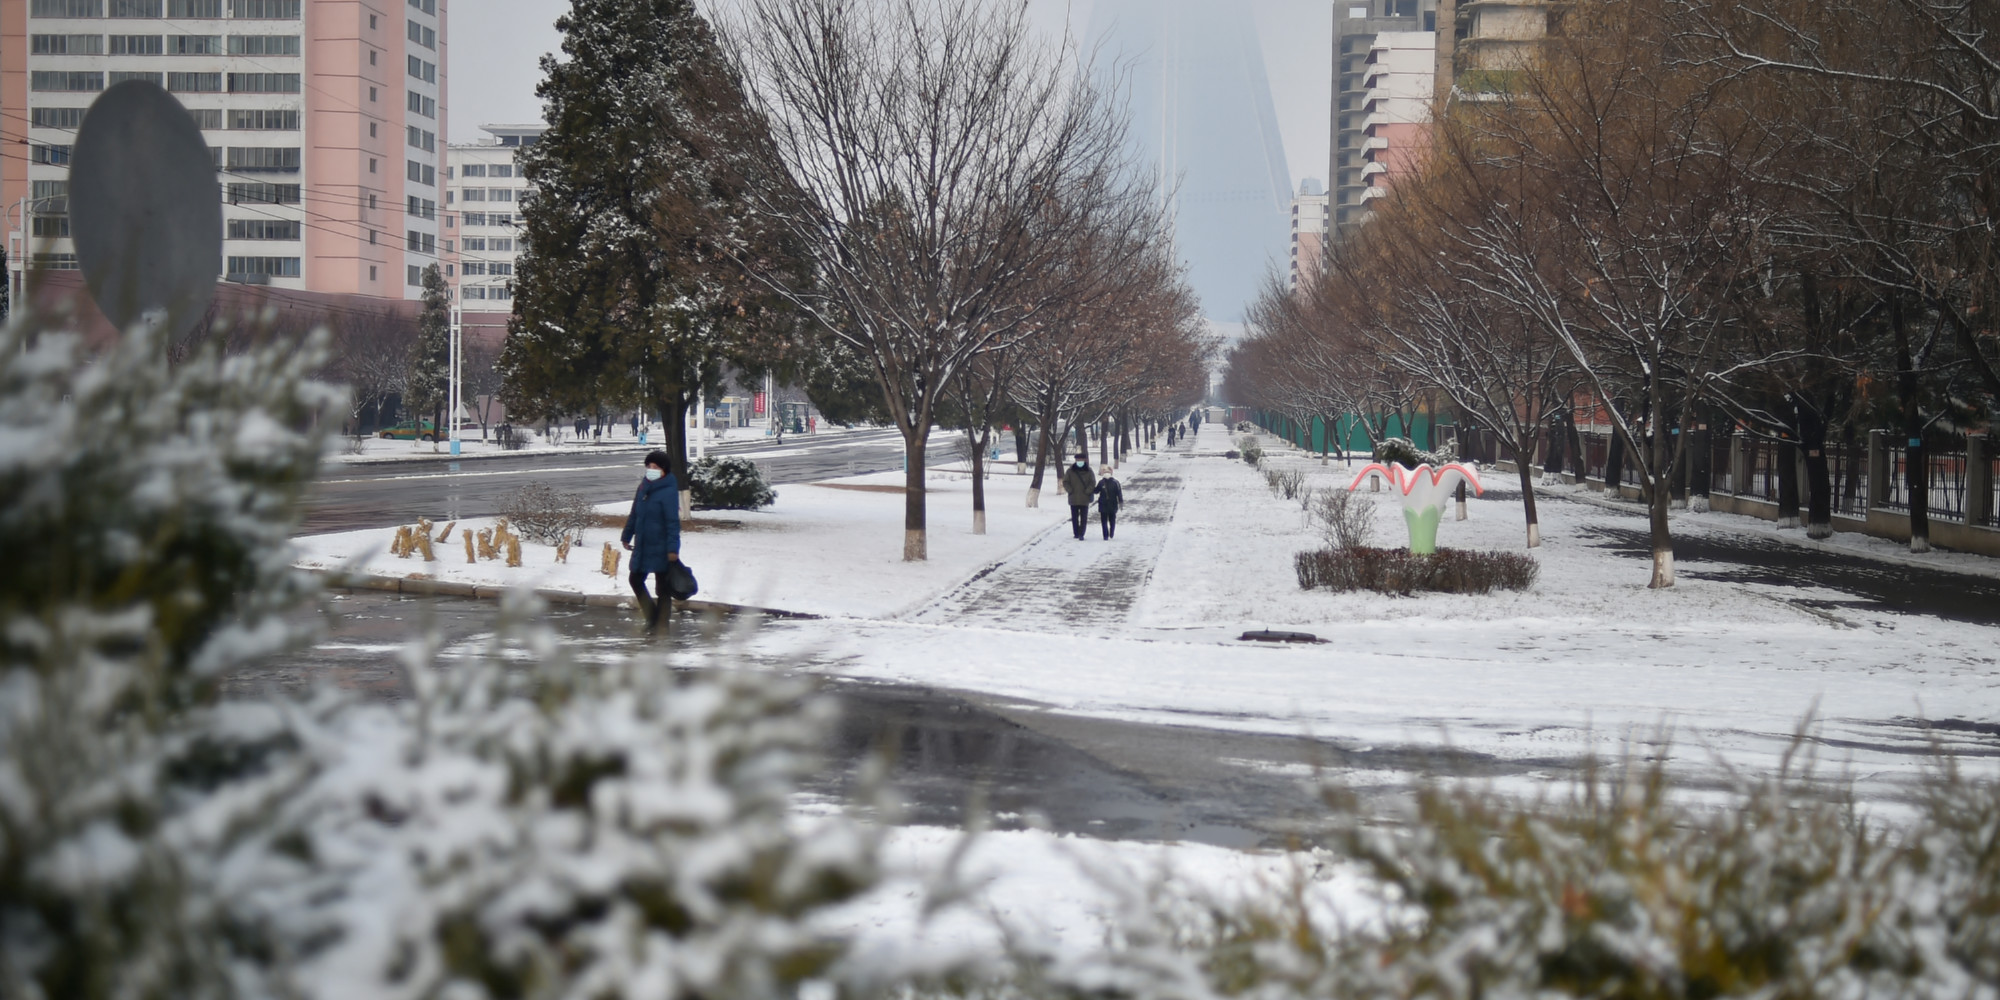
top-left (451, 0), bottom-right (1333, 190)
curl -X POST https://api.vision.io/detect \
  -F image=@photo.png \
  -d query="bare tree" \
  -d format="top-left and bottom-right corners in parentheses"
top-left (325, 306), bottom-right (416, 436)
top-left (723, 0), bottom-right (1142, 560)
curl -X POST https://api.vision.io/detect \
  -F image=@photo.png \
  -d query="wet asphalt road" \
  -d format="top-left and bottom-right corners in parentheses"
top-left (297, 429), bottom-right (962, 534)
top-left (235, 590), bottom-right (1566, 850)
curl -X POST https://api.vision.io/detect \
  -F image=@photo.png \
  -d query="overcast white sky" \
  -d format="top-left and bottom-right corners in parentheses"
top-left (449, 0), bottom-right (1334, 190)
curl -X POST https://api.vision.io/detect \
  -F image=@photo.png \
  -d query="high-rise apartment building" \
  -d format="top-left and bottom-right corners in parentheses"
top-left (1, 0), bottom-right (449, 303)
top-left (1359, 31), bottom-right (1436, 204)
top-left (444, 121), bottom-right (539, 349)
top-left (1288, 178), bottom-right (1327, 293)
top-left (1330, 0), bottom-right (1436, 239)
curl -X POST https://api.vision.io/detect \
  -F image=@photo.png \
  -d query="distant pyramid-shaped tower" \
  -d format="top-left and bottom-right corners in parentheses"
top-left (1088, 0), bottom-right (1293, 322)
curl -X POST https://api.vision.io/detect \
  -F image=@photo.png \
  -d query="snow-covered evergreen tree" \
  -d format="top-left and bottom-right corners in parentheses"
top-left (405, 263), bottom-right (452, 443)
top-left (502, 0), bottom-right (794, 493)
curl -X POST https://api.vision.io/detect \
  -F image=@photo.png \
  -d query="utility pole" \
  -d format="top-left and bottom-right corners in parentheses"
top-left (448, 296), bottom-right (461, 456)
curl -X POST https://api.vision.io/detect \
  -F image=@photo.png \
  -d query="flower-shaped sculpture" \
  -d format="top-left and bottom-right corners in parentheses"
top-left (1348, 462), bottom-right (1484, 554)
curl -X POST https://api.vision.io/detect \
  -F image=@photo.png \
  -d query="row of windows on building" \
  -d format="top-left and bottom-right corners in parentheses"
top-left (31, 32), bottom-right (297, 54)
top-left (32, 0), bottom-right (299, 19)
top-left (460, 238), bottom-right (514, 251)
top-left (406, 18), bottom-right (434, 50)
top-left (460, 213), bottom-right (516, 227)
top-left (453, 188), bottom-right (516, 203)
top-left (31, 69), bottom-right (298, 92)
top-left (407, 90), bottom-right (435, 119)
top-left (408, 55), bottom-right (436, 84)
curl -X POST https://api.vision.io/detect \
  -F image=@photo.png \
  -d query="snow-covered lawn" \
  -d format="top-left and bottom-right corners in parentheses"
top-left (294, 466), bottom-right (1071, 618)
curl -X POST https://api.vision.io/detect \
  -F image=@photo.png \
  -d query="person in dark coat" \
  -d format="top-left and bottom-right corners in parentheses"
top-left (1092, 471), bottom-right (1123, 540)
top-left (1060, 452), bottom-right (1097, 541)
top-left (622, 450), bottom-right (682, 634)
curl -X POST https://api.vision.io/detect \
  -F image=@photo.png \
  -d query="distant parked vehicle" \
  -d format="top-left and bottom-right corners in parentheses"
top-left (377, 419), bottom-right (439, 441)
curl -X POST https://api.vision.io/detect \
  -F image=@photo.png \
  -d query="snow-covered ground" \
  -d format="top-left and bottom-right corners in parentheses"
top-left (295, 465), bottom-right (1072, 618)
top-left (747, 424), bottom-right (2000, 801)
top-left (298, 422), bottom-right (2000, 798)
top-left (291, 420), bottom-right (2000, 961)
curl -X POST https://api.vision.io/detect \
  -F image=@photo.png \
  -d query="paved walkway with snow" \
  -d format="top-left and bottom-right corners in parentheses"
top-left (911, 449), bottom-right (1186, 630)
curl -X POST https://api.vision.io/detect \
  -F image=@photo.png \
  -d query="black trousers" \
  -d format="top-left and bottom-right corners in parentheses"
top-left (1100, 506), bottom-right (1117, 539)
top-left (1070, 504), bottom-right (1090, 539)
top-left (629, 569), bottom-right (670, 631)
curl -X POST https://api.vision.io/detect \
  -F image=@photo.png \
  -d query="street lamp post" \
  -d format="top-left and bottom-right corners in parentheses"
top-left (448, 297), bottom-right (462, 457)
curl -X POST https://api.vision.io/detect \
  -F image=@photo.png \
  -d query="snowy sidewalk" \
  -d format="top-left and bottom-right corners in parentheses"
top-left (911, 452), bottom-right (1183, 629)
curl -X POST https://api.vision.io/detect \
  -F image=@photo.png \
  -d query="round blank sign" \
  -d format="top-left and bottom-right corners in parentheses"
top-left (69, 80), bottom-right (222, 336)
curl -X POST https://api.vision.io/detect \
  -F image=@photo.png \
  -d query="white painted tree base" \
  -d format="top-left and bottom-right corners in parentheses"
top-left (1526, 523), bottom-right (1541, 548)
top-left (973, 510), bottom-right (987, 535)
top-left (1026, 487), bottom-right (1040, 508)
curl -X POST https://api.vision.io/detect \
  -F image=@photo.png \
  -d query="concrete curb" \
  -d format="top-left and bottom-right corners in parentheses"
top-left (310, 569), bottom-right (819, 619)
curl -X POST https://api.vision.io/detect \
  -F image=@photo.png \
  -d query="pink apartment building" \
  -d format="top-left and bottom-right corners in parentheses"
top-left (1, 0), bottom-right (448, 316)
top-left (1358, 30), bottom-right (1435, 208)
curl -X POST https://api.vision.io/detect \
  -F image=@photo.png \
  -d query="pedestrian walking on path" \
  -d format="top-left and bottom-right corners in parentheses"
top-left (1061, 452), bottom-right (1097, 541)
top-left (1093, 471), bottom-right (1123, 539)
top-left (622, 449), bottom-right (682, 635)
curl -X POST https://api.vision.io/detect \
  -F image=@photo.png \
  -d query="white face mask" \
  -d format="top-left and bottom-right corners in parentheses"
top-left (645, 468), bottom-right (664, 481)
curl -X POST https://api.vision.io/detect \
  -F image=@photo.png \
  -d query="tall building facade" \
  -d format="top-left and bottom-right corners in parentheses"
top-left (1359, 30), bottom-right (1436, 203)
top-left (1330, 0), bottom-right (1436, 238)
top-left (1288, 178), bottom-right (1327, 292)
top-left (1086, 0), bottom-right (1293, 323)
top-left (443, 121), bottom-right (539, 349)
top-left (1, 0), bottom-right (449, 302)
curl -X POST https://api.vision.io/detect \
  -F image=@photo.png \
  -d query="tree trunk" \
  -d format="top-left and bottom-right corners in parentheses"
top-left (1014, 424), bottom-right (1029, 474)
top-left (1516, 449), bottom-right (1542, 548)
top-left (1646, 393), bottom-right (1675, 588)
top-left (903, 423), bottom-right (928, 561)
top-left (970, 425), bottom-right (988, 534)
top-left (1895, 302), bottom-right (1930, 552)
top-left (1028, 405), bottom-right (1055, 507)
top-left (1098, 419), bottom-right (1109, 467)
top-left (1604, 429), bottom-right (1625, 496)
top-left (657, 389), bottom-right (693, 519)
top-left (1776, 439), bottom-right (1802, 528)
top-left (1799, 404), bottom-right (1832, 539)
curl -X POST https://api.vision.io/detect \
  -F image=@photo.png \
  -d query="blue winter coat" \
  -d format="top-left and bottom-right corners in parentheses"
top-left (622, 474), bottom-right (682, 574)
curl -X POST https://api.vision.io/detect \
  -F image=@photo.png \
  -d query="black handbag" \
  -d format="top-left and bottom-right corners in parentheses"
top-left (666, 560), bottom-right (699, 601)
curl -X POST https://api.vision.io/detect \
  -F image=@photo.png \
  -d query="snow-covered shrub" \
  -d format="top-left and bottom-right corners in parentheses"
top-left (1372, 436), bottom-right (1432, 468)
top-left (688, 455), bottom-right (777, 510)
top-left (1237, 436), bottom-right (1264, 466)
top-left (500, 480), bottom-right (594, 544)
top-left (994, 754), bottom-right (2000, 1000)
top-left (0, 316), bottom-right (337, 998)
top-left (1294, 547), bottom-right (1538, 594)
top-left (1311, 488), bottom-right (1374, 549)
top-left (227, 603), bottom-right (881, 1000)
top-left (1234, 420), bottom-right (1256, 434)
top-left (0, 313), bottom-right (884, 998)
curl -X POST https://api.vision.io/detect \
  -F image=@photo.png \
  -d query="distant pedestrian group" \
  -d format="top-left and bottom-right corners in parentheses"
top-left (1060, 452), bottom-right (1122, 541)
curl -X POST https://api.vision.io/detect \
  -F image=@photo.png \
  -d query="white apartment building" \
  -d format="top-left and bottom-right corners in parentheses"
top-left (1288, 178), bottom-right (1328, 292)
top-left (3, 0), bottom-right (450, 301)
top-left (444, 121), bottom-right (539, 347)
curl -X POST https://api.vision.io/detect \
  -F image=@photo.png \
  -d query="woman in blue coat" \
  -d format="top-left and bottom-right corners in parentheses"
top-left (622, 450), bottom-right (682, 634)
